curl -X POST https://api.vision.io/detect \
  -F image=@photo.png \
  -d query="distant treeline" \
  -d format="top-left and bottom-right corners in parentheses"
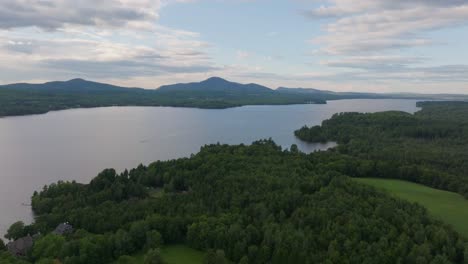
top-left (295, 101), bottom-right (468, 198)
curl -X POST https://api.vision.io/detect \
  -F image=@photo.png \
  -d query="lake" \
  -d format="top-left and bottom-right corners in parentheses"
top-left (0, 99), bottom-right (421, 238)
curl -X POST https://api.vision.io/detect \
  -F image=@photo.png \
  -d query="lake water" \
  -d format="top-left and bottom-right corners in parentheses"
top-left (0, 99), bottom-right (421, 238)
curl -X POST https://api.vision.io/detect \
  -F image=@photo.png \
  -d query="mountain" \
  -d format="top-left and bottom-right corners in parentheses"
top-left (0, 78), bottom-right (140, 92)
top-left (158, 77), bottom-right (273, 94)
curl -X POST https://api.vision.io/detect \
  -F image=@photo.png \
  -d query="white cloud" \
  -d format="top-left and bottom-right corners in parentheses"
top-left (266, 31), bottom-right (278, 37)
top-left (0, 0), bottom-right (165, 30)
top-left (300, 0), bottom-right (468, 93)
top-left (308, 1), bottom-right (468, 54)
top-left (236, 50), bottom-right (250, 59)
top-left (322, 56), bottom-right (427, 70)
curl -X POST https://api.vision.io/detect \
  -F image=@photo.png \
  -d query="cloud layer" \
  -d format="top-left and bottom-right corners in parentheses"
top-left (308, 0), bottom-right (468, 54)
top-left (0, 0), bottom-right (162, 30)
top-left (300, 0), bottom-right (468, 92)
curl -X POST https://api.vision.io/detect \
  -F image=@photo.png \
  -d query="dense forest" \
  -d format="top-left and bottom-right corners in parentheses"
top-left (1, 139), bottom-right (466, 263)
top-left (295, 101), bottom-right (468, 198)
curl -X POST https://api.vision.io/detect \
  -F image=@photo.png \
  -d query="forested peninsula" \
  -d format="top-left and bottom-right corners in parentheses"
top-left (295, 101), bottom-right (468, 198)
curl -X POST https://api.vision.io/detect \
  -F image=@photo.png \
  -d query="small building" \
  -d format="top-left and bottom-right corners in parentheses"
top-left (52, 222), bottom-right (73, 235)
top-left (7, 235), bottom-right (33, 256)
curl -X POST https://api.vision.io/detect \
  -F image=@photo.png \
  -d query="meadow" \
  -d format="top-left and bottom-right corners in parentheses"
top-left (160, 245), bottom-right (205, 264)
top-left (117, 245), bottom-right (204, 264)
top-left (355, 178), bottom-right (468, 238)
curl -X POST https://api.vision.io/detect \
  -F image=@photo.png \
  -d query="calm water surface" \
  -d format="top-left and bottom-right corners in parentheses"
top-left (0, 99), bottom-right (421, 237)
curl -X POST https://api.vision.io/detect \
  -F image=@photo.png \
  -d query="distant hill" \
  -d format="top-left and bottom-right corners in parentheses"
top-left (278, 87), bottom-right (468, 101)
top-left (0, 78), bottom-right (139, 92)
top-left (277, 87), bottom-right (334, 94)
top-left (276, 87), bottom-right (392, 100)
top-left (158, 77), bottom-right (273, 94)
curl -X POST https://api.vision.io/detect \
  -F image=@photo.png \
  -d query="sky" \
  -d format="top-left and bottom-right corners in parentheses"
top-left (0, 0), bottom-right (467, 93)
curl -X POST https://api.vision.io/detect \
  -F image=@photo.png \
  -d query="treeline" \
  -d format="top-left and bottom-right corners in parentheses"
top-left (2, 140), bottom-right (466, 263)
top-left (295, 101), bottom-right (468, 198)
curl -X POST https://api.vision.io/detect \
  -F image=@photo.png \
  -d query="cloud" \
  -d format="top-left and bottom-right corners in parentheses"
top-left (236, 50), bottom-right (250, 59)
top-left (0, 16), bottom-right (217, 84)
top-left (0, 0), bottom-right (222, 85)
top-left (0, 0), bottom-right (166, 30)
top-left (306, 0), bottom-right (466, 18)
top-left (39, 59), bottom-right (220, 79)
top-left (266, 31), bottom-right (278, 37)
top-left (298, 0), bottom-right (468, 93)
top-left (322, 56), bottom-right (427, 70)
top-left (306, 0), bottom-right (468, 54)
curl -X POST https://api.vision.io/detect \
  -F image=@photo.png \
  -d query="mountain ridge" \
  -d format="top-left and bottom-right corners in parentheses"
top-left (0, 78), bottom-right (142, 92)
top-left (157, 76), bottom-right (273, 94)
top-left (3, 77), bottom-right (467, 98)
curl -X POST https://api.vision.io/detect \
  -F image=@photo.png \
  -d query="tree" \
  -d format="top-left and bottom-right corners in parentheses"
top-left (129, 221), bottom-right (149, 249)
top-left (0, 251), bottom-right (32, 264)
top-left (204, 249), bottom-right (229, 264)
top-left (239, 256), bottom-right (249, 264)
top-left (0, 239), bottom-right (5, 251)
top-left (113, 229), bottom-right (134, 257)
top-left (290, 144), bottom-right (299, 154)
top-left (144, 248), bottom-right (165, 264)
top-left (116, 255), bottom-right (135, 264)
top-left (145, 230), bottom-right (163, 250)
top-left (32, 234), bottom-right (66, 260)
top-left (36, 259), bottom-right (55, 264)
top-left (5, 221), bottom-right (26, 240)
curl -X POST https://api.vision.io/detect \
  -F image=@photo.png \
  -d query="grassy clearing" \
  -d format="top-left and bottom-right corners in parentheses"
top-left (160, 244), bottom-right (205, 264)
top-left (355, 178), bottom-right (468, 238)
top-left (117, 245), bottom-right (204, 264)
top-left (147, 187), bottom-right (165, 198)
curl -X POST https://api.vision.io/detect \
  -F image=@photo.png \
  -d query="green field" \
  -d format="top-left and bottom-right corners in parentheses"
top-left (355, 178), bottom-right (468, 238)
top-left (161, 245), bottom-right (205, 264)
top-left (116, 245), bottom-right (204, 264)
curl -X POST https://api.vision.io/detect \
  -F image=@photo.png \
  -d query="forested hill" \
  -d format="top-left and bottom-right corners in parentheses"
top-left (1, 140), bottom-right (465, 263)
top-left (0, 78), bottom-right (139, 92)
top-left (295, 101), bottom-right (468, 198)
top-left (158, 77), bottom-right (272, 94)
top-left (0, 77), bottom-right (328, 117)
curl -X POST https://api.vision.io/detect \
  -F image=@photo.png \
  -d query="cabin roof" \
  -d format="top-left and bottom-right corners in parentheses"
top-left (7, 235), bottom-right (33, 256)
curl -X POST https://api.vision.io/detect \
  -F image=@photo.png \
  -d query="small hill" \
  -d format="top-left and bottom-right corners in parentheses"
top-left (277, 87), bottom-right (385, 98)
